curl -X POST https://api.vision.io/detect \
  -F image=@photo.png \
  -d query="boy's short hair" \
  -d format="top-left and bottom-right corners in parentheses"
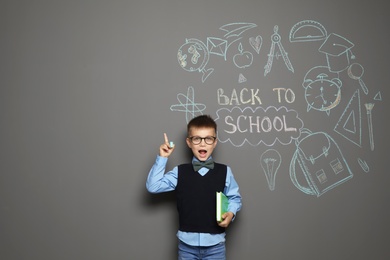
top-left (187, 115), bottom-right (217, 136)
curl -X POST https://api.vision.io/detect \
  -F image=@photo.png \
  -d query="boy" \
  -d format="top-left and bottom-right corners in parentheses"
top-left (146, 115), bottom-right (242, 260)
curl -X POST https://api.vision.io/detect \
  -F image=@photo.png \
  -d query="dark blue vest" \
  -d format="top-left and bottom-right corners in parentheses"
top-left (176, 163), bottom-right (227, 234)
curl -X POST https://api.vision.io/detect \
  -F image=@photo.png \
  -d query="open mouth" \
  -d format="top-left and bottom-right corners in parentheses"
top-left (198, 149), bottom-right (208, 157)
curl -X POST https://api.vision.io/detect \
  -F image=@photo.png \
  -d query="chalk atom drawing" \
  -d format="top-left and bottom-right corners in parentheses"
top-left (170, 86), bottom-right (206, 123)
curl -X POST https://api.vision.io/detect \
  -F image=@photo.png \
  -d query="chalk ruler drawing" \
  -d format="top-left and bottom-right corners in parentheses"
top-left (334, 89), bottom-right (362, 147)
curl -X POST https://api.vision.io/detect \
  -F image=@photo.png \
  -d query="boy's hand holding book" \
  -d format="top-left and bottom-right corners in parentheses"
top-left (217, 212), bottom-right (234, 228)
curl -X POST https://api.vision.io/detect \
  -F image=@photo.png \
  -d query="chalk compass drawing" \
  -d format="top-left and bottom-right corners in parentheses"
top-left (289, 20), bottom-right (327, 42)
top-left (264, 25), bottom-right (294, 76)
top-left (303, 66), bottom-right (342, 115)
top-left (289, 128), bottom-right (353, 197)
top-left (260, 149), bottom-right (282, 191)
top-left (334, 90), bottom-right (362, 147)
top-left (170, 86), bottom-right (206, 123)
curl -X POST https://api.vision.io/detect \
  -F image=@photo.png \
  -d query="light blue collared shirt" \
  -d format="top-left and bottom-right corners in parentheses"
top-left (146, 155), bottom-right (242, 246)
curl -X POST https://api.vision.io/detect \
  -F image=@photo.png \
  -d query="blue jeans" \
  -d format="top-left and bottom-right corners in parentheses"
top-left (178, 240), bottom-right (226, 260)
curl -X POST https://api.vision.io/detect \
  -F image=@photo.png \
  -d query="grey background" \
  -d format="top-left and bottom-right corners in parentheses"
top-left (1, 0), bottom-right (389, 259)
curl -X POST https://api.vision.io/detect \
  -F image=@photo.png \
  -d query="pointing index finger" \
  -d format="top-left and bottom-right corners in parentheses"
top-left (164, 133), bottom-right (169, 144)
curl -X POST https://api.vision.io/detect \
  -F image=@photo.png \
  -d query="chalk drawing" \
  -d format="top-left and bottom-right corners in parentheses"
top-left (170, 86), bottom-right (206, 123)
top-left (348, 63), bottom-right (369, 95)
top-left (358, 158), bottom-right (370, 173)
top-left (289, 128), bottom-right (353, 197)
top-left (215, 106), bottom-right (303, 147)
top-left (264, 25), bottom-right (294, 76)
top-left (260, 149), bottom-right (282, 191)
top-left (289, 20), bottom-right (327, 42)
top-left (374, 92), bottom-right (382, 101)
top-left (233, 43), bottom-right (253, 69)
top-left (364, 103), bottom-right (375, 151)
top-left (238, 73), bottom-right (247, 83)
top-left (178, 38), bottom-right (214, 82)
top-left (249, 35), bottom-right (263, 54)
top-left (303, 66), bottom-right (342, 115)
top-left (319, 33), bottom-right (355, 73)
top-left (219, 22), bottom-right (257, 38)
top-left (334, 90), bottom-right (362, 147)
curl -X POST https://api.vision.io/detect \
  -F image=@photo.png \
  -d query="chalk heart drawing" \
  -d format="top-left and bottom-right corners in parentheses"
top-left (249, 35), bottom-right (263, 54)
top-left (215, 106), bottom-right (304, 147)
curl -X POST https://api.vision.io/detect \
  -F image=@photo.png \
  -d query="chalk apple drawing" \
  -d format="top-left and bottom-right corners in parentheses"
top-left (233, 43), bottom-right (253, 68)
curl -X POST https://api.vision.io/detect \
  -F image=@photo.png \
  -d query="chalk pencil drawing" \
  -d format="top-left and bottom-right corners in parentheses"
top-left (364, 103), bottom-right (375, 151)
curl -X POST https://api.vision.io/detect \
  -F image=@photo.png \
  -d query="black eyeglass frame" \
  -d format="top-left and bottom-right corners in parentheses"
top-left (188, 136), bottom-right (217, 145)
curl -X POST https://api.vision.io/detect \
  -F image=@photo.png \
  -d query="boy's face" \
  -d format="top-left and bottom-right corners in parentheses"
top-left (186, 127), bottom-right (217, 162)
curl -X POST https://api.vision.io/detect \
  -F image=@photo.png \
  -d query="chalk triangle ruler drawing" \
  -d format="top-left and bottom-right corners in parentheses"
top-left (334, 89), bottom-right (362, 147)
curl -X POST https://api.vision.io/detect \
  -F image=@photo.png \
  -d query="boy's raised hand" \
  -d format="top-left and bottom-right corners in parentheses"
top-left (159, 133), bottom-right (175, 158)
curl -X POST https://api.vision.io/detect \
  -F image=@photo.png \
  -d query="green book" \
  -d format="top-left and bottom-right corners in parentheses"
top-left (216, 192), bottom-right (229, 222)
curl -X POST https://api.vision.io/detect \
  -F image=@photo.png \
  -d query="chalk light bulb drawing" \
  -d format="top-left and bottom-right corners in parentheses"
top-left (260, 149), bottom-right (282, 191)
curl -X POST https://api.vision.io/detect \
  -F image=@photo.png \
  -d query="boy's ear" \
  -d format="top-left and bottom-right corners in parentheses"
top-left (186, 137), bottom-right (191, 147)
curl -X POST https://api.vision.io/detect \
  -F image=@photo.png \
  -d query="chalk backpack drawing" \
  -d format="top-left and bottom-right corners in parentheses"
top-left (289, 128), bottom-right (353, 197)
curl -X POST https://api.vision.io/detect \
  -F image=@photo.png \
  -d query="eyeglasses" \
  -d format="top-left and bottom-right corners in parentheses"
top-left (188, 136), bottom-right (217, 145)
